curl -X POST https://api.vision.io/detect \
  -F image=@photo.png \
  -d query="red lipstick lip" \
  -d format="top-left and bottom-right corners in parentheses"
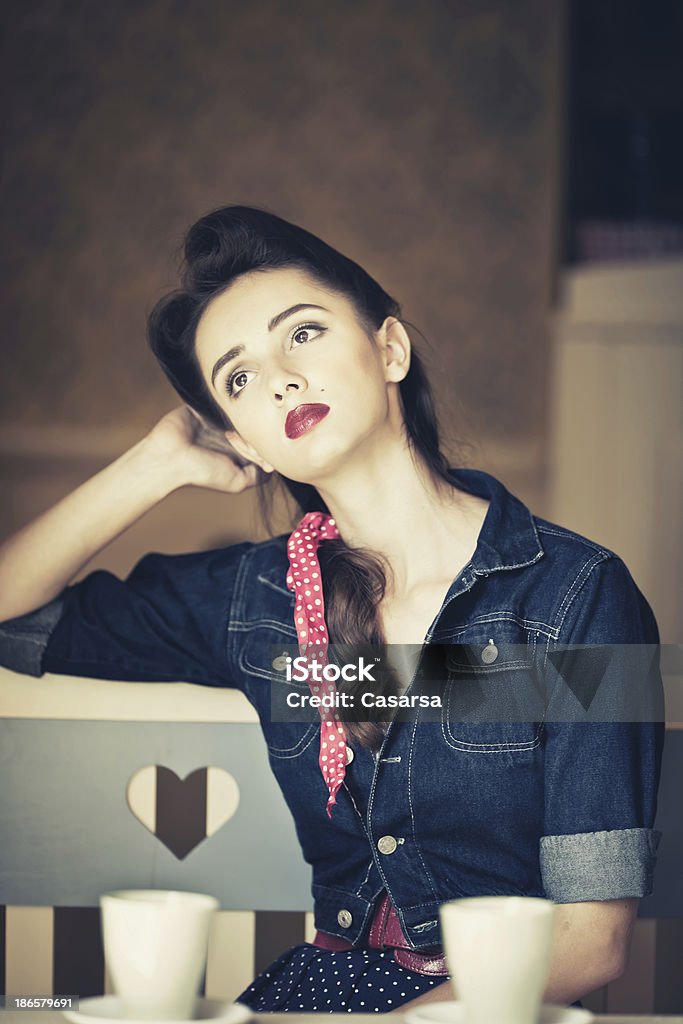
top-left (285, 403), bottom-right (330, 439)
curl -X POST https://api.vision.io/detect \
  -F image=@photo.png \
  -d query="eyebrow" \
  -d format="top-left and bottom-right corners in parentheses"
top-left (210, 303), bottom-right (331, 387)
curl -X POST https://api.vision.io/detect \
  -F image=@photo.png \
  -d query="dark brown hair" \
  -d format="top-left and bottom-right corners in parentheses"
top-left (148, 205), bottom-right (453, 750)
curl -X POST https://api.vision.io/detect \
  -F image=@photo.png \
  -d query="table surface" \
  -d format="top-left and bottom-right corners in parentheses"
top-left (1, 1012), bottom-right (682, 1024)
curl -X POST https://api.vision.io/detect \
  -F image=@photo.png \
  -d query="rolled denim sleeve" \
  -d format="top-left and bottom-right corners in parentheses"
top-left (541, 554), bottom-right (665, 902)
top-left (540, 826), bottom-right (661, 902)
top-left (0, 543), bottom-right (252, 687)
top-left (0, 595), bottom-right (66, 676)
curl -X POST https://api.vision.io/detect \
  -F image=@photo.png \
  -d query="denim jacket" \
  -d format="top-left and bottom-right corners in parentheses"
top-left (0, 468), bottom-right (664, 952)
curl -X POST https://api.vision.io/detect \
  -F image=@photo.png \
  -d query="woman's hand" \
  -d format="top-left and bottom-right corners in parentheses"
top-left (142, 406), bottom-right (263, 494)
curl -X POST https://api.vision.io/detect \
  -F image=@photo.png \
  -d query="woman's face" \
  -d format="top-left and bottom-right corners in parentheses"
top-left (194, 267), bottom-right (410, 484)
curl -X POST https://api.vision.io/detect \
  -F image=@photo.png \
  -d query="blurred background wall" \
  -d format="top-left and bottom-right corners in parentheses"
top-left (3, 1), bottom-right (680, 638)
top-left (0, 0), bottom-right (560, 561)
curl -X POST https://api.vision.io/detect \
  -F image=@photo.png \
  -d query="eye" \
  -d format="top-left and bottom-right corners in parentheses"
top-left (290, 322), bottom-right (326, 347)
top-left (225, 368), bottom-right (254, 398)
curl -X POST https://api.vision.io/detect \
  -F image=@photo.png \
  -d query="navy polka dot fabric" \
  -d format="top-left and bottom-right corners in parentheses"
top-left (236, 943), bottom-right (449, 1013)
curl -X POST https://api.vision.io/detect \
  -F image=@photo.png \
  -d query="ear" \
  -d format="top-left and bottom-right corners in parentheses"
top-left (225, 430), bottom-right (275, 474)
top-left (376, 317), bottom-right (411, 383)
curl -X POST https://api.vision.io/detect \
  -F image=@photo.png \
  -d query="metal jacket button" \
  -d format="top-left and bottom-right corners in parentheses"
top-left (337, 909), bottom-right (353, 928)
top-left (481, 641), bottom-right (498, 665)
top-left (345, 745), bottom-right (354, 765)
top-left (272, 654), bottom-right (288, 672)
top-left (377, 835), bottom-right (398, 855)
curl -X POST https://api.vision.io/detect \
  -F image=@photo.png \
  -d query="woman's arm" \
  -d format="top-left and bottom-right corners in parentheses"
top-left (392, 898), bottom-right (638, 1013)
top-left (0, 407), bottom-right (259, 622)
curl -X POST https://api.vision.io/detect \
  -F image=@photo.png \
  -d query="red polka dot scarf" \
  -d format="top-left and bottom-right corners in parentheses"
top-left (286, 511), bottom-right (347, 818)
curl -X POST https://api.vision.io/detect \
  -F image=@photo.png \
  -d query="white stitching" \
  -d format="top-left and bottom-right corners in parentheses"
top-left (555, 553), bottom-right (608, 634)
top-left (430, 612), bottom-right (558, 640)
top-left (536, 524), bottom-right (613, 556)
top-left (257, 574), bottom-right (294, 599)
top-left (267, 724), bottom-right (319, 758)
top-left (407, 713), bottom-right (439, 901)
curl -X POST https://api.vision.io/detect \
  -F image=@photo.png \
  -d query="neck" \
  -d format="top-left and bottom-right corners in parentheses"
top-left (313, 443), bottom-right (477, 597)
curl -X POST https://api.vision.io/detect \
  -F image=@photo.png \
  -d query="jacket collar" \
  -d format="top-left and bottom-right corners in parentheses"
top-left (265, 468), bottom-right (544, 588)
top-left (448, 467), bottom-right (544, 574)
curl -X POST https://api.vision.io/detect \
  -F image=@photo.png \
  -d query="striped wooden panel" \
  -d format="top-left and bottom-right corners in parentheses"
top-left (0, 905), bottom-right (4, 995)
top-left (653, 919), bottom-right (683, 1014)
top-left (5, 907), bottom-right (52, 996)
top-left (53, 908), bottom-right (104, 998)
top-left (1, 906), bottom-right (312, 1003)
top-left (2, 909), bottom-right (682, 1011)
top-left (204, 911), bottom-right (255, 1002)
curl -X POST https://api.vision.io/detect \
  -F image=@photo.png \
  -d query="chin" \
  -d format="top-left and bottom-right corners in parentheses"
top-left (277, 445), bottom-right (350, 487)
top-left (275, 416), bottom-right (380, 484)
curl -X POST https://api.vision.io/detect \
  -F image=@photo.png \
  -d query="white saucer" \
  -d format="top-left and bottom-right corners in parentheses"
top-left (404, 1000), bottom-right (593, 1024)
top-left (62, 996), bottom-right (252, 1024)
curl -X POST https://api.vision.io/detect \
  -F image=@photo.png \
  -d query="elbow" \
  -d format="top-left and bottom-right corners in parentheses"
top-left (605, 943), bottom-right (629, 985)
top-left (575, 927), bottom-right (633, 995)
top-left (598, 932), bottom-right (632, 988)
top-left (575, 945), bottom-right (626, 1001)
top-left (587, 898), bottom-right (639, 990)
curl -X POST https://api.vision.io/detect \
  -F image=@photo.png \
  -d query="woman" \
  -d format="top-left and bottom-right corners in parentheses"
top-left (0, 206), bottom-right (664, 1013)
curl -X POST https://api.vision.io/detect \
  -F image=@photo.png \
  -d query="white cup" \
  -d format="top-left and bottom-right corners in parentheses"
top-left (100, 889), bottom-right (219, 1020)
top-left (440, 896), bottom-right (556, 1024)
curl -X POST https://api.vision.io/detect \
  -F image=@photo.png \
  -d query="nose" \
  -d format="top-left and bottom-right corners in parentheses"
top-left (271, 368), bottom-right (307, 402)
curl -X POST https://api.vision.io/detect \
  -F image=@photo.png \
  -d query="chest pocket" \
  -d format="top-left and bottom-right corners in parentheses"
top-left (439, 621), bottom-right (546, 753)
top-left (238, 623), bottom-right (319, 757)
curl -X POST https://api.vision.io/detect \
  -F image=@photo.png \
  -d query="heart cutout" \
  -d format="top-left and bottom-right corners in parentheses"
top-left (127, 765), bottom-right (240, 860)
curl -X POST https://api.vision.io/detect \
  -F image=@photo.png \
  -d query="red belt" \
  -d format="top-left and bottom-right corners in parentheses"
top-left (313, 892), bottom-right (449, 977)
